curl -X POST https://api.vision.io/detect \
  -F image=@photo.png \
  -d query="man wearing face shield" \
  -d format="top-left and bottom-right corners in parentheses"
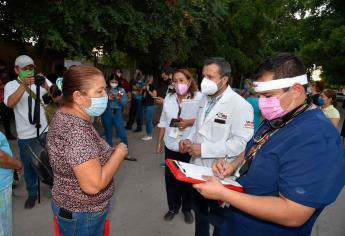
top-left (193, 53), bottom-right (345, 236)
top-left (179, 57), bottom-right (254, 236)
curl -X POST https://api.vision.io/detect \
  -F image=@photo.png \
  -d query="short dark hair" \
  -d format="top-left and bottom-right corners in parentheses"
top-left (203, 57), bottom-right (231, 79)
top-left (162, 66), bottom-right (174, 75)
top-left (253, 52), bottom-right (306, 81)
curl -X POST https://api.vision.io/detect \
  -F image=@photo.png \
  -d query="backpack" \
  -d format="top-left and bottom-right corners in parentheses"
top-left (25, 132), bottom-right (53, 187)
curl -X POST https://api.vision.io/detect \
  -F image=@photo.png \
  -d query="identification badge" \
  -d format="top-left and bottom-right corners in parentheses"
top-left (169, 127), bottom-right (179, 138)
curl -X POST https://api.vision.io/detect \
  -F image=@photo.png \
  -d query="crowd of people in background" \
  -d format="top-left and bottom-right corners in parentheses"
top-left (0, 53), bottom-right (344, 236)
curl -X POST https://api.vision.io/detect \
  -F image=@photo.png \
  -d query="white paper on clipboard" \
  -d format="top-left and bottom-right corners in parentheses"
top-left (180, 100), bottom-right (200, 119)
top-left (174, 160), bottom-right (241, 187)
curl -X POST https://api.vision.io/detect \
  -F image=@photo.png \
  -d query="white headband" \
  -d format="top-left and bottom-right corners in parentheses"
top-left (253, 74), bottom-right (308, 92)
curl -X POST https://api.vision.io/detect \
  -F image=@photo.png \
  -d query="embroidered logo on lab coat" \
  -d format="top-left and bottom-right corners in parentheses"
top-left (244, 121), bottom-right (254, 129)
top-left (216, 112), bottom-right (227, 120)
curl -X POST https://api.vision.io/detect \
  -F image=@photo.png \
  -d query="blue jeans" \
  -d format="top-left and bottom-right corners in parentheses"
top-left (126, 98), bottom-right (143, 129)
top-left (0, 185), bottom-right (12, 236)
top-left (101, 108), bottom-right (128, 146)
top-left (144, 105), bottom-right (155, 136)
top-left (52, 201), bottom-right (109, 236)
top-left (18, 138), bottom-right (38, 197)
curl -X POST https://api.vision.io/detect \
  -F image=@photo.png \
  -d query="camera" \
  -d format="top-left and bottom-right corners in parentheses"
top-left (50, 84), bottom-right (62, 98)
top-left (42, 85), bottom-right (62, 104)
top-left (34, 74), bottom-right (46, 86)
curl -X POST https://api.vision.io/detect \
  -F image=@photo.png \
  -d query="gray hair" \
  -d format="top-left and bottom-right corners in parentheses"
top-left (203, 57), bottom-right (231, 78)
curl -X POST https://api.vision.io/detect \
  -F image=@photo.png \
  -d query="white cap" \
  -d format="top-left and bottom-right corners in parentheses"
top-left (14, 55), bottom-right (34, 68)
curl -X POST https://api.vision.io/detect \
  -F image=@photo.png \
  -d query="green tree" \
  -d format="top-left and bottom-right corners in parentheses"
top-left (298, 0), bottom-right (345, 85)
top-left (0, 0), bottom-right (229, 72)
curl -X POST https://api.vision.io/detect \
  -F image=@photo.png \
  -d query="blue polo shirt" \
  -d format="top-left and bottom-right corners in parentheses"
top-left (0, 132), bottom-right (14, 191)
top-left (222, 108), bottom-right (345, 236)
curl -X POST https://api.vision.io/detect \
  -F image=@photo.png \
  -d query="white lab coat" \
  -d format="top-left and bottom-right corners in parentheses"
top-left (188, 86), bottom-right (254, 167)
top-left (158, 92), bottom-right (203, 152)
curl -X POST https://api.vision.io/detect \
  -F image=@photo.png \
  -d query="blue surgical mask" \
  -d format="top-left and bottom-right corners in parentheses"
top-left (84, 96), bottom-right (108, 116)
top-left (318, 97), bottom-right (325, 106)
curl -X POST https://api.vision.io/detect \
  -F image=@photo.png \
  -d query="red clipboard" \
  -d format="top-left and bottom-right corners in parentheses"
top-left (165, 159), bottom-right (244, 192)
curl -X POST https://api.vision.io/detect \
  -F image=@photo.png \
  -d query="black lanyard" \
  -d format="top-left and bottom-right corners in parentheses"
top-left (176, 94), bottom-right (190, 119)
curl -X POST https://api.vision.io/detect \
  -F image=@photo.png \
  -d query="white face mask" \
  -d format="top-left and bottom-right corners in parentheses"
top-left (110, 82), bottom-right (118, 88)
top-left (201, 77), bottom-right (222, 95)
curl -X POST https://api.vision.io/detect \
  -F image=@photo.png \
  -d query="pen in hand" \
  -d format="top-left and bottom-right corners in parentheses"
top-left (219, 155), bottom-right (229, 179)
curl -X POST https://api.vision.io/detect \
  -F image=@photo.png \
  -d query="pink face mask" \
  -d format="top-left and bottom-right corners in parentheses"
top-left (259, 96), bottom-right (288, 120)
top-left (175, 83), bottom-right (189, 95)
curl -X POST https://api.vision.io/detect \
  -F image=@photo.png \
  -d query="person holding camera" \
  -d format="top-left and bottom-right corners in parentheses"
top-left (4, 55), bottom-right (52, 209)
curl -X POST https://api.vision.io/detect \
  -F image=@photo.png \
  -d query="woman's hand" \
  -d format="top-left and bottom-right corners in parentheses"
top-left (156, 142), bottom-right (164, 154)
top-left (176, 119), bottom-right (188, 130)
top-left (116, 93), bottom-right (122, 101)
top-left (108, 94), bottom-right (115, 100)
top-left (154, 97), bottom-right (164, 105)
top-left (193, 176), bottom-right (227, 201)
top-left (13, 159), bottom-right (23, 171)
top-left (176, 119), bottom-right (195, 130)
top-left (115, 143), bottom-right (128, 159)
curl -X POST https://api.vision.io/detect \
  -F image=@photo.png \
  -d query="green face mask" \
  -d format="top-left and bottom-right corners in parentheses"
top-left (18, 70), bottom-right (34, 81)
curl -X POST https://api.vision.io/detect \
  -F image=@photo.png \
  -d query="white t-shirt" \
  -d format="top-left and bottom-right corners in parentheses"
top-left (4, 79), bottom-right (52, 139)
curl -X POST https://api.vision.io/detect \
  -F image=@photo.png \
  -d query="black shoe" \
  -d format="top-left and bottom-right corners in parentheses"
top-left (124, 155), bottom-right (137, 161)
top-left (125, 126), bottom-right (132, 130)
top-left (182, 210), bottom-right (194, 224)
top-left (133, 128), bottom-right (142, 132)
top-left (163, 210), bottom-right (178, 221)
top-left (24, 196), bottom-right (37, 209)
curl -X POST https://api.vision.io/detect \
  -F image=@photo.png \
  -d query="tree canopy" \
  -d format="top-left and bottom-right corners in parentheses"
top-left (1, 0), bottom-right (344, 85)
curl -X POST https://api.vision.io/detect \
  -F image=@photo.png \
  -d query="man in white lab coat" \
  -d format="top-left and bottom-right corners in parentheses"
top-left (179, 57), bottom-right (254, 236)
